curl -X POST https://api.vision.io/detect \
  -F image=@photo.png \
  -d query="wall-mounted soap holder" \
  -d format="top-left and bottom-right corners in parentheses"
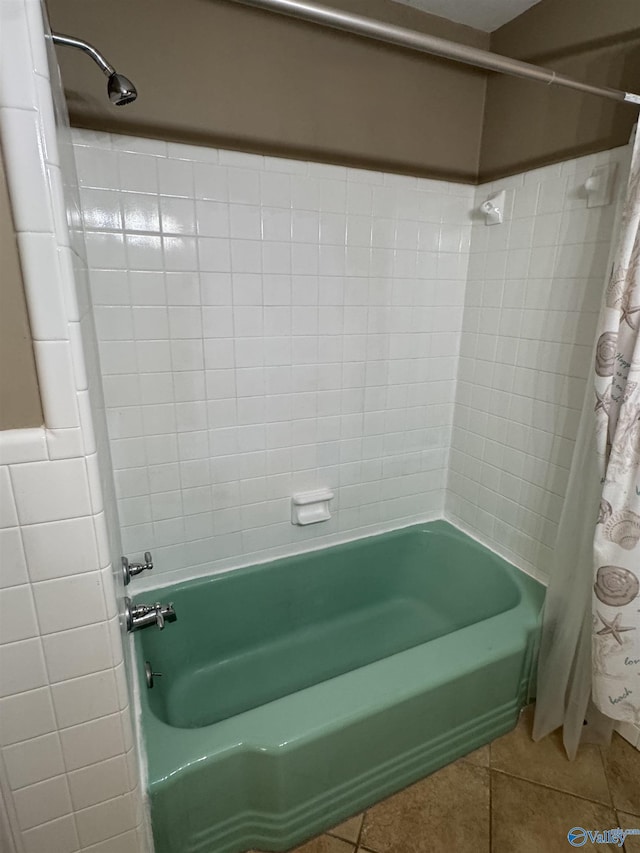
top-left (291, 489), bottom-right (334, 526)
top-left (480, 190), bottom-right (505, 225)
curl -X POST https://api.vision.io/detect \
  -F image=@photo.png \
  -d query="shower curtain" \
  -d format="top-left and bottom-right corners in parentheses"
top-left (592, 131), bottom-right (640, 726)
top-left (534, 128), bottom-right (640, 757)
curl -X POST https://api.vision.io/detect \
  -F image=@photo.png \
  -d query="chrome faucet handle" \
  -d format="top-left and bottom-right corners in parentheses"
top-left (122, 551), bottom-right (153, 586)
top-left (124, 598), bottom-right (177, 633)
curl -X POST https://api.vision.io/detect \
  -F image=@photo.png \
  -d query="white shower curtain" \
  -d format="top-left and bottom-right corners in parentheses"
top-left (534, 129), bottom-right (640, 757)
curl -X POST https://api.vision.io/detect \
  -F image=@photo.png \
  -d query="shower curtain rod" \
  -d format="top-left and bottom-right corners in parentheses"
top-left (229, 0), bottom-right (640, 105)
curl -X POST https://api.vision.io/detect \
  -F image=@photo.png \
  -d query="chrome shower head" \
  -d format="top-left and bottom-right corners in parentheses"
top-left (107, 72), bottom-right (137, 106)
top-left (52, 33), bottom-right (138, 106)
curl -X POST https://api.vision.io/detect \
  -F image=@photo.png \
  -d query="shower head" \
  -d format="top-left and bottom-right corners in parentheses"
top-left (107, 72), bottom-right (137, 106)
top-left (51, 33), bottom-right (138, 106)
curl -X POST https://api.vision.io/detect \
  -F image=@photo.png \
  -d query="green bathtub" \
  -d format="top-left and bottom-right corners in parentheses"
top-left (134, 520), bottom-right (545, 853)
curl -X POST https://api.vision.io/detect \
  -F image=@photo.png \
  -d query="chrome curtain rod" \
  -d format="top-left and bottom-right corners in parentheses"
top-left (229, 0), bottom-right (640, 105)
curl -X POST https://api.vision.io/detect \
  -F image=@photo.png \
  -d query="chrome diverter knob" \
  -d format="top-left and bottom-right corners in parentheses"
top-left (122, 551), bottom-right (153, 586)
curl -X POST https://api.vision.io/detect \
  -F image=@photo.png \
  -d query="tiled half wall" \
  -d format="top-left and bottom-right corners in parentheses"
top-left (0, 2), bottom-right (146, 851)
top-left (72, 129), bottom-right (627, 588)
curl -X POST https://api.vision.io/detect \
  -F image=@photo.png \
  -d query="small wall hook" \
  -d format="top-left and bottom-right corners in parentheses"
top-left (480, 190), bottom-right (505, 225)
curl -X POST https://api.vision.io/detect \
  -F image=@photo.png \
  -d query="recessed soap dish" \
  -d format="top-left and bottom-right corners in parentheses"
top-left (291, 489), bottom-right (334, 526)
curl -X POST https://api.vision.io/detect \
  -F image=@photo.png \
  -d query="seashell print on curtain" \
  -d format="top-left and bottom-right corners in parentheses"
top-left (592, 130), bottom-right (640, 724)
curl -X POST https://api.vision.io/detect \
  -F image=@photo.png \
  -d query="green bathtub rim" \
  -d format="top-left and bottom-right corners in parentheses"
top-left (138, 518), bottom-right (529, 730)
top-left (138, 518), bottom-right (518, 603)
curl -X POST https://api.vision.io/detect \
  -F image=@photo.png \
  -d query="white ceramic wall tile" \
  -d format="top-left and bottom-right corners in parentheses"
top-left (22, 814), bottom-right (80, 853)
top-left (67, 755), bottom-right (130, 812)
top-left (0, 429), bottom-right (47, 466)
top-left (74, 791), bottom-right (137, 848)
top-left (50, 670), bottom-right (120, 730)
top-left (21, 516), bottom-right (100, 581)
top-left (83, 829), bottom-right (141, 853)
top-left (0, 107), bottom-right (56, 233)
top-left (59, 712), bottom-right (126, 773)
top-left (0, 584), bottom-right (38, 643)
top-left (0, 1), bottom-right (38, 109)
top-left (3, 731), bottom-right (65, 789)
top-left (15, 232), bottom-right (68, 340)
top-left (0, 686), bottom-right (57, 747)
top-left (0, 467), bottom-right (18, 528)
top-left (33, 572), bottom-right (107, 634)
top-left (42, 621), bottom-right (114, 683)
top-left (0, 637), bottom-right (48, 697)
top-left (10, 458), bottom-right (92, 525)
top-left (32, 340), bottom-right (81, 428)
top-left (0, 527), bottom-right (29, 588)
top-left (46, 427), bottom-right (85, 460)
top-left (446, 146), bottom-right (628, 582)
top-left (12, 773), bottom-right (72, 830)
top-left (74, 128), bottom-right (473, 584)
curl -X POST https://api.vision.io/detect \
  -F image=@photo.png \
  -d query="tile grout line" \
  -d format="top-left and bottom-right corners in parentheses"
top-left (599, 741), bottom-right (618, 816)
top-left (489, 765), bottom-right (614, 809)
top-left (355, 810), bottom-right (367, 851)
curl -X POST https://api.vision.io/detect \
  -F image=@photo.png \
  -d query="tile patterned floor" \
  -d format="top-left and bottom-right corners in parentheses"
top-left (248, 706), bottom-right (640, 853)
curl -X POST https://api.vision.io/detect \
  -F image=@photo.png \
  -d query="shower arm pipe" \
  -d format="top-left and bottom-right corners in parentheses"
top-left (228, 0), bottom-right (640, 105)
top-left (51, 33), bottom-right (115, 77)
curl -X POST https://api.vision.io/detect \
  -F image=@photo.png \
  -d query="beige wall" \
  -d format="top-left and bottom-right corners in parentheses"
top-left (480, 0), bottom-right (640, 181)
top-left (0, 149), bottom-right (42, 430)
top-left (46, 0), bottom-right (640, 183)
top-left (45, 0), bottom-right (488, 182)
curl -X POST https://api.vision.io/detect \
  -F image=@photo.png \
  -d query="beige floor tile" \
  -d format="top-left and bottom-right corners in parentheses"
top-left (616, 811), bottom-right (640, 851)
top-left (602, 734), bottom-right (640, 816)
top-left (327, 814), bottom-right (364, 844)
top-left (491, 705), bottom-right (611, 804)
top-left (360, 759), bottom-right (490, 853)
top-left (464, 743), bottom-right (491, 767)
top-left (491, 771), bottom-right (617, 853)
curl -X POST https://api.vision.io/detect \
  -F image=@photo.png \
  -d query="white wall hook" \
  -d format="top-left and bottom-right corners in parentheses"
top-left (480, 190), bottom-right (505, 225)
top-left (585, 163), bottom-right (617, 208)
top-left (291, 488), bottom-right (334, 525)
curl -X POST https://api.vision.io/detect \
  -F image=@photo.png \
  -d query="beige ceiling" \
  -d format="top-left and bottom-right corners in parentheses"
top-left (391, 0), bottom-right (543, 31)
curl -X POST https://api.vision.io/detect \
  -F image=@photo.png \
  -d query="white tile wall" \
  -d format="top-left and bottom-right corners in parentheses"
top-left (73, 128), bottom-right (474, 586)
top-left (446, 146), bottom-right (629, 584)
top-left (0, 2), bottom-right (147, 851)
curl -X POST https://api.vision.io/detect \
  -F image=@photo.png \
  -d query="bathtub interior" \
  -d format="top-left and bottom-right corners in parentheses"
top-left (137, 520), bottom-right (523, 728)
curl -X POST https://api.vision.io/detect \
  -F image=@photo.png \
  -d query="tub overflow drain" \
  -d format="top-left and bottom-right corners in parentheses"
top-left (144, 660), bottom-right (162, 689)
